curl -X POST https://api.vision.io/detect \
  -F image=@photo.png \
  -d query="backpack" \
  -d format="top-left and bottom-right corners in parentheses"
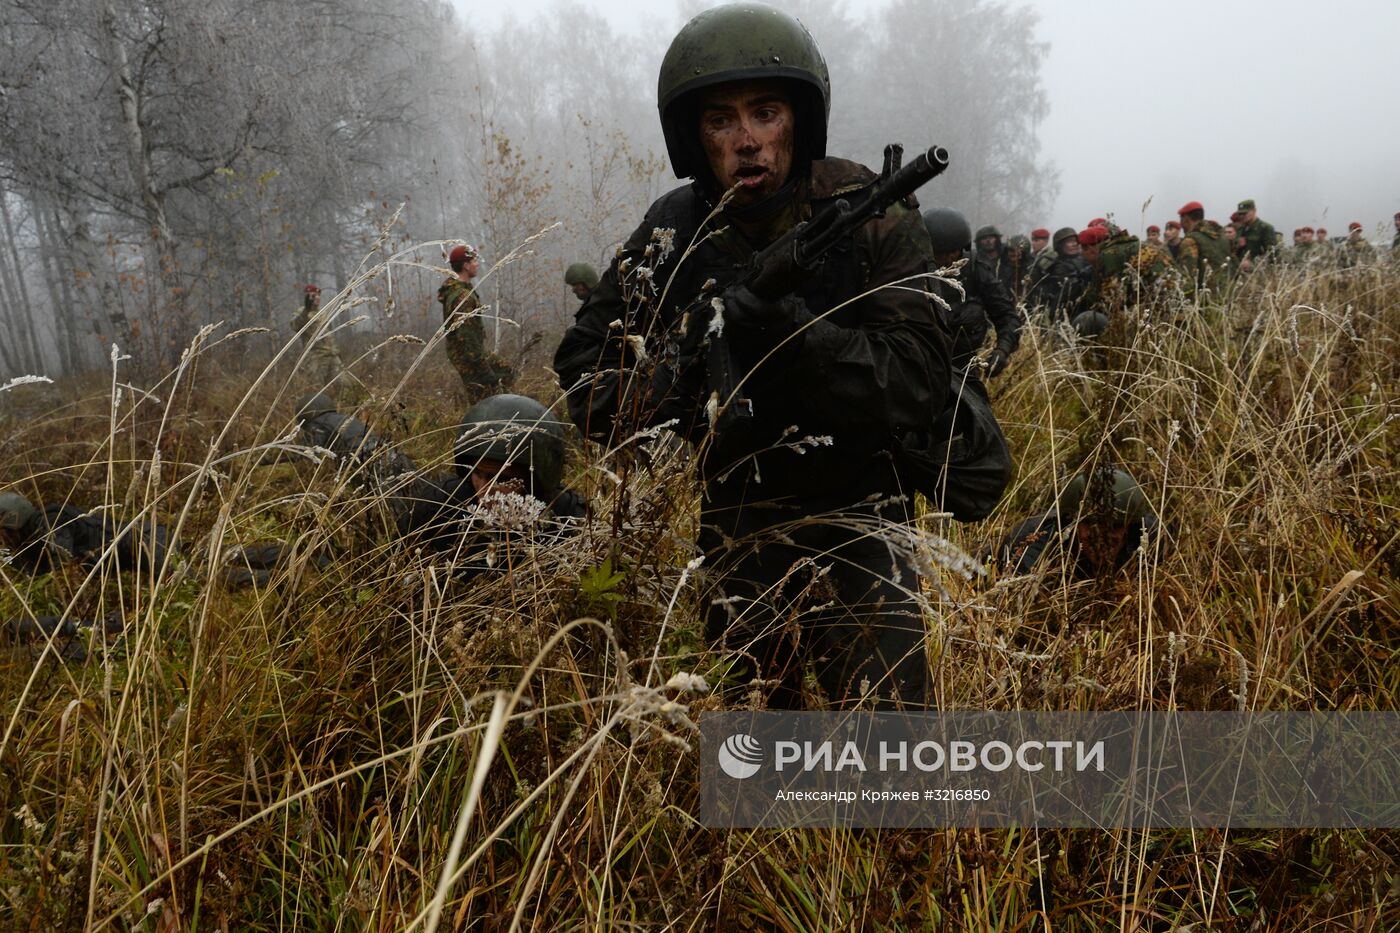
top-left (893, 370), bottom-right (1013, 521)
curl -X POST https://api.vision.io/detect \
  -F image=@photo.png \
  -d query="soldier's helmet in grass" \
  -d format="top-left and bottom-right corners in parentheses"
top-left (658, 2), bottom-right (830, 180)
top-left (922, 208), bottom-right (973, 254)
top-left (0, 491), bottom-right (37, 533)
top-left (1071, 309), bottom-right (1110, 337)
top-left (454, 395), bottom-right (567, 500)
top-left (296, 392), bottom-right (338, 422)
top-left (1059, 469), bottom-right (1152, 524)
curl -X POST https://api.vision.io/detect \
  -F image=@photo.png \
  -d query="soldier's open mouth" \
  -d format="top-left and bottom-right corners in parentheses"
top-left (735, 166), bottom-right (769, 186)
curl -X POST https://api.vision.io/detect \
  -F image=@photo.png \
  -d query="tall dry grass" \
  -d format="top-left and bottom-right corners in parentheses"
top-left (1, 250), bottom-right (1397, 931)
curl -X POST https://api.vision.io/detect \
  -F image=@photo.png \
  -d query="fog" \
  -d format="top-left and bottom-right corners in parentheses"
top-left (4, 0), bottom-right (1395, 376)
top-left (466, 0), bottom-right (1400, 238)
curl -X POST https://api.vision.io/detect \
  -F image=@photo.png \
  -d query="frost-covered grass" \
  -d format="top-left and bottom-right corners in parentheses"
top-left (1, 257), bottom-right (1397, 930)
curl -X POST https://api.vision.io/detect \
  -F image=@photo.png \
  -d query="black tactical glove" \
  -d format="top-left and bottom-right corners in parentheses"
top-left (985, 348), bottom-right (1010, 378)
top-left (721, 284), bottom-right (799, 337)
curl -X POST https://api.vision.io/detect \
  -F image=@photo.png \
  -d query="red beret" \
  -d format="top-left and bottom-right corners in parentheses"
top-left (1146, 225), bottom-right (1160, 234)
top-left (1348, 222), bottom-right (1363, 231)
top-left (1088, 217), bottom-right (1108, 228)
top-left (1077, 226), bottom-right (1109, 247)
top-left (1165, 220), bottom-right (1181, 230)
top-left (1178, 201), bottom-right (1203, 216)
top-left (304, 284), bottom-right (321, 295)
top-left (1301, 226), bottom-right (1314, 234)
top-left (449, 244), bottom-right (478, 264)
top-left (1031, 228), bottom-right (1050, 239)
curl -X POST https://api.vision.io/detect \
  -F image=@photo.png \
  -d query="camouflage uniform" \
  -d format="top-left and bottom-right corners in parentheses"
top-left (1236, 218), bottom-right (1278, 264)
top-left (292, 298), bottom-right (345, 388)
top-left (1175, 221), bottom-right (1232, 298)
top-left (1287, 242), bottom-right (1311, 265)
top-left (1085, 230), bottom-right (1178, 312)
top-left (438, 277), bottom-right (514, 395)
top-left (1341, 237), bottom-right (1376, 268)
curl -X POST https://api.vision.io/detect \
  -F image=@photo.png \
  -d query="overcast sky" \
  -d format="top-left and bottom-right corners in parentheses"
top-left (454, 0), bottom-right (1400, 239)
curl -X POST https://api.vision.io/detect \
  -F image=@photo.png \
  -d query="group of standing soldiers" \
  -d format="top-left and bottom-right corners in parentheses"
top-left (959, 200), bottom-right (1400, 340)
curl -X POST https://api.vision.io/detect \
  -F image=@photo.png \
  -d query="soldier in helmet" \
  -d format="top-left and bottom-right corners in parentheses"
top-left (990, 467), bottom-right (1164, 579)
top-left (1174, 202), bottom-right (1231, 299)
top-left (554, 2), bottom-right (951, 709)
top-left (924, 208), bottom-right (1021, 377)
top-left (0, 490), bottom-right (174, 576)
top-left (973, 224), bottom-right (1015, 293)
top-left (1027, 227), bottom-right (1092, 323)
top-left (564, 263), bottom-right (600, 302)
top-left (293, 284), bottom-right (345, 390)
top-left (399, 394), bottom-right (586, 553)
top-left (227, 395), bottom-right (584, 586)
top-left (294, 393), bottom-right (418, 480)
top-left (439, 244), bottom-right (514, 397)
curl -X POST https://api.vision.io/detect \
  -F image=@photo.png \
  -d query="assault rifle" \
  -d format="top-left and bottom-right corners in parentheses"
top-left (704, 143), bottom-right (951, 435)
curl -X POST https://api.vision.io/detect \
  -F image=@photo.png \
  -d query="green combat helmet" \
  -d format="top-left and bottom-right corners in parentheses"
top-left (0, 491), bottom-right (37, 534)
top-left (657, 2), bottom-right (830, 180)
top-left (1053, 227), bottom-right (1079, 251)
top-left (922, 208), bottom-right (973, 254)
top-left (974, 224), bottom-right (1003, 243)
top-left (1071, 309), bottom-right (1110, 337)
top-left (295, 393), bottom-right (380, 464)
top-left (564, 263), bottom-right (599, 290)
top-left (1058, 469), bottom-right (1152, 524)
top-left (296, 392), bottom-right (337, 421)
top-left (454, 395), bottom-right (567, 500)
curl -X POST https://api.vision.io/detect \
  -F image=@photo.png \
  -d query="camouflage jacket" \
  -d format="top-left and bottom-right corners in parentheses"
top-left (1237, 218), bottom-right (1278, 261)
top-left (1175, 221), bottom-right (1231, 297)
top-left (292, 301), bottom-right (344, 384)
top-left (1085, 233), bottom-right (1177, 311)
top-left (553, 157), bottom-right (951, 502)
top-left (439, 277), bottom-right (513, 392)
top-left (1340, 238), bottom-right (1376, 267)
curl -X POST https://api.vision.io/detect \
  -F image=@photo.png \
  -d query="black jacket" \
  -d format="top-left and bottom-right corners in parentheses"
top-left (553, 159), bottom-right (951, 504)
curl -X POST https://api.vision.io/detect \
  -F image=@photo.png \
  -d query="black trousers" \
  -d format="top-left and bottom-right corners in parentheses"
top-left (699, 488), bottom-right (931, 710)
